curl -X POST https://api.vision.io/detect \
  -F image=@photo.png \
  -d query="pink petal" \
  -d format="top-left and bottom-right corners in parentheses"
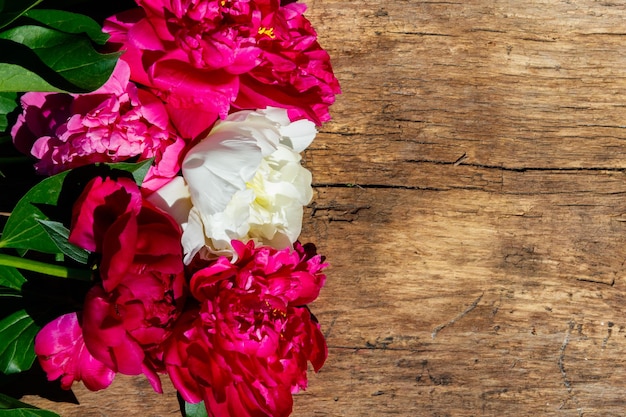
top-left (34, 313), bottom-right (115, 391)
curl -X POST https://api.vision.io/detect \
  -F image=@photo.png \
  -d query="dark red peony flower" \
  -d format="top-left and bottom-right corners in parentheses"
top-left (68, 175), bottom-right (142, 257)
top-left (165, 240), bottom-right (327, 417)
top-left (54, 176), bottom-right (187, 392)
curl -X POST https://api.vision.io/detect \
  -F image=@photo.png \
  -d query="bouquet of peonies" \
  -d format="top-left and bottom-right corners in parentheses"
top-left (0, 1), bottom-right (339, 416)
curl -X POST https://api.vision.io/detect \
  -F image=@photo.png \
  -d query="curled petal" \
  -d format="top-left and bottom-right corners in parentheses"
top-left (35, 313), bottom-right (115, 391)
top-left (69, 176), bottom-right (142, 254)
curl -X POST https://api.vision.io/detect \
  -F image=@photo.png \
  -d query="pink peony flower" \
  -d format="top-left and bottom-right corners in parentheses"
top-left (10, 60), bottom-right (186, 192)
top-left (103, 0), bottom-right (340, 139)
top-left (67, 176), bottom-right (187, 392)
top-left (34, 312), bottom-right (115, 391)
top-left (165, 240), bottom-right (327, 417)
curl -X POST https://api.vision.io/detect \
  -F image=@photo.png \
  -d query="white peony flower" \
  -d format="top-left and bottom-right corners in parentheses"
top-left (148, 107), bottom-right (316, 264)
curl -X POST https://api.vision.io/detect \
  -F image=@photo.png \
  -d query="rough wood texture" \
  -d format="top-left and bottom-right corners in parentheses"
top-left (22, 0), bottom-right (626, 415)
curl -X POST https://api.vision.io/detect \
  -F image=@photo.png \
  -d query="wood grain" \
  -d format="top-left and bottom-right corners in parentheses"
top-left (22, 0), bottom-right (626, 415)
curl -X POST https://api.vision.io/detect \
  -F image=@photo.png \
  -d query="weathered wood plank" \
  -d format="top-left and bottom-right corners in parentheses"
top-left (20, 0), bottom-right (626, 416)
top-left (309, 0), bottom-right (626, 174)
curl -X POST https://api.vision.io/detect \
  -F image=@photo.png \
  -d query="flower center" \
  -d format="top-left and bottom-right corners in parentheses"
top-left (257, 27), bottom-right (276, 39)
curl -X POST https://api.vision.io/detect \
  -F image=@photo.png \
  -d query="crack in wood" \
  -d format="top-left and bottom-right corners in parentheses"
top-left (312, 182), bottom-right (449, 191)
top-left (575, 276), bottom-right (615, 287)
top-left (388, 31), bottom-right (457, 37)
top-left (453, 153), bottom-right (468, 166)
top-left (324, 316), bottom-right (338, 339)
top-left (557, 320), bottom-right (583, 416)
top-left (327, 344), bottom-right (423, 352)
top-left (405, 158), bottom-right (626, 173)
top-left (602, 321), bottom-right (614, 349)
top-left (558, 321), bottom-right (574, 393)
top-left (308, 202), bottom-right (371, 221)
top-left (431, 292), bottom-right (484, 339)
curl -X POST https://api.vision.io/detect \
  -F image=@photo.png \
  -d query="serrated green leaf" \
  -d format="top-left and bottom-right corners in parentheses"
top-left (0, 0), bottom-right (42, 31)
top-left (184, 401), bottom-right (208, 417)
top-left (0, 92), bottom-right (17, 132)
top-left (0, 393), bottom-right (60, 416)
top-left (24, 9), bottom-right (109, 45)
top-left (0, 265), bottom-right (25, 290)
top-left (0, 171), bottom-right (69, 254)
top-left (0, 309), bottom-right (39, 374)
top-left (0, 26), bottom-right (119, 93)
top-left (37, 219), bottom-right (89, 264)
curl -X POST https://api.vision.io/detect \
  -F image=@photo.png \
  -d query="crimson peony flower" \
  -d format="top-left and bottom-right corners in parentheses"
top-left (81, 269), bottom-right (185, 393)
top-left (38, 176), bottom-right (188, 392)
top-left (10, 60), bottom-right (186, 192)
top-left (70, 176), bottom-right (187, 292)
top-left (34, 312), bottom-right (115, 391)
top-left (103, 0), bottom-right (340, 139)
top-left (68, 175), bottom-right (142, 258)
top-left (165, 240), bottom-right (327, 417)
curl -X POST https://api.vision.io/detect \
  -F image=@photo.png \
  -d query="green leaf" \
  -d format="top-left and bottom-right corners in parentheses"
top-left (0, 61), bottom-right (65, 93)
top-left (0, 92), bottom-right (17, 132)
top-left (0, 309), bottom-right (39, 374)
top-left (24, 9), bottom-right (109, 45)
top-left (110, 158), bottom-right (154, 186)
top-left (0, 171), bottom-right (69, 254)
top-left (184, 401), bottom-right (208, 417)
top-left (0, 26), bottom-right (119, 92)
top-left (0, 286), bottom-right (22, 299)
top-left (0, 266), bottom-right (25, 291)
top-left (37, 219), bottom-right (89, 264)
top-left (0, 408), bottom-right (60, 417)
top-left (0, 393), bottom-right (60, 416)
top-left (0, 0), bottom-right (43, 31)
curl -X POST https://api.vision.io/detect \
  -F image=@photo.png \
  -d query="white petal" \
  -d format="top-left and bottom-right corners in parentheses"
top-left (183, 132), bottom-right (262, 215)
top-left (260, 106), bottom-right (291, 125)
top-left (146, 176), bottom-right (192, 227)
top-left (279, 119), bottom-right (317, 152)
top-left (181, 207), bottom-right (206, 264)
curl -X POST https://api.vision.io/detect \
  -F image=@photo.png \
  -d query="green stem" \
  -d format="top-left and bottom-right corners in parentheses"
top-left (0, 253), bottom-right (92, 281)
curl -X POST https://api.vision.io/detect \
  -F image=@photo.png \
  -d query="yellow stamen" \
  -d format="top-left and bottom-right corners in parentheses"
top-left (258, 27), bottom-right (276, 39)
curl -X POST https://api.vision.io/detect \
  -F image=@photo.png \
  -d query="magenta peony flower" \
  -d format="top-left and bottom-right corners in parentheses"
top-left (34, 312), bottom-right (115, 391)
top-left (235, 2), bottom-right (341, 125)
top-left (10, 60), bottom-right (186, 192)
top-left (65, 176), bottom-right (187, 392)
top-left (103, 0), bottom-right (340, 139)
top-left (165, 240), bottom-right (327, 417)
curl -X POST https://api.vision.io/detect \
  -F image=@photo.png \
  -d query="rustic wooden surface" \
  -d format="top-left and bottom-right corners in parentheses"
top-left (22, 0), bottom-right (626, 415)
